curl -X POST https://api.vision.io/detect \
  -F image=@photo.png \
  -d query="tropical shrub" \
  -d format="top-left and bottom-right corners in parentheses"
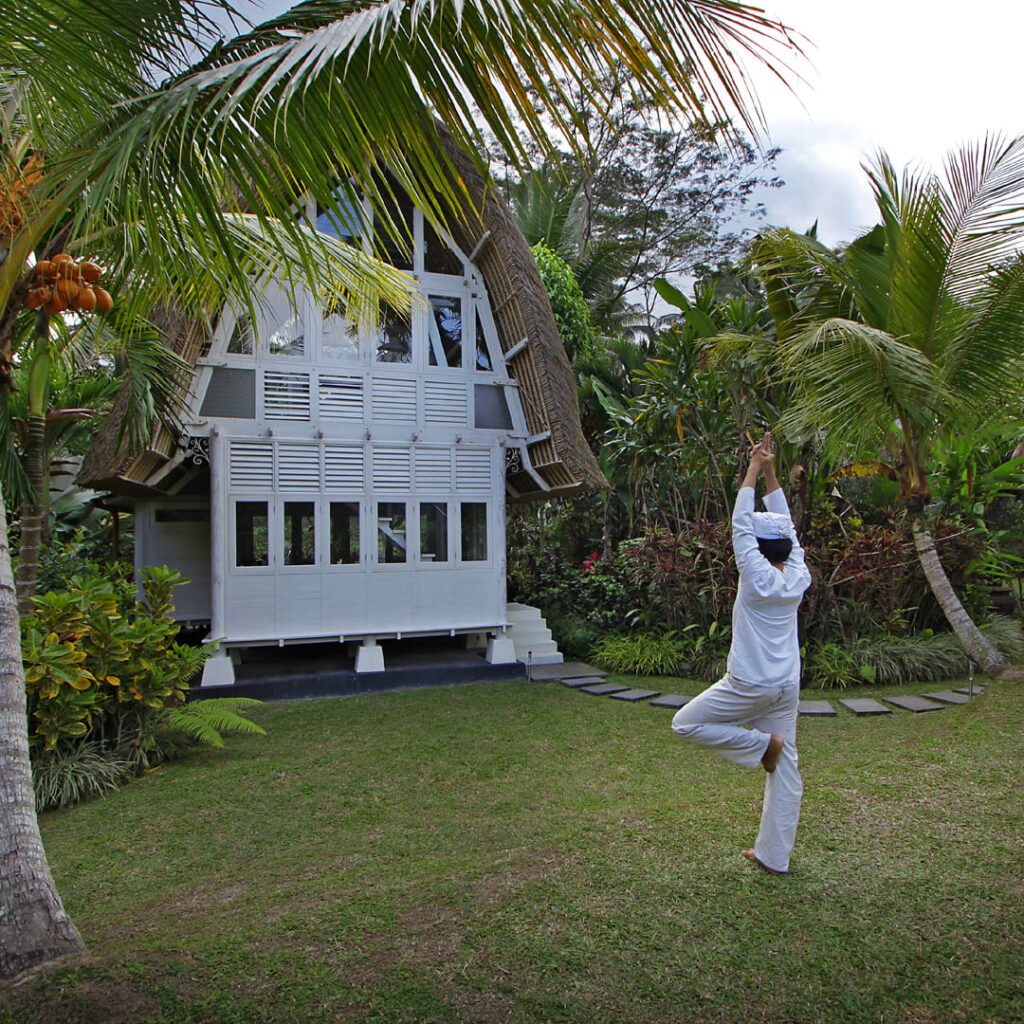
top-left (590, 632), bottom-right (685, 676)
top-left (803, 617), bottom-right (1024, 689)
top-left (22, 566), bottom-right (265, 806)
top-left (30, 743), bottom-right (134, 812)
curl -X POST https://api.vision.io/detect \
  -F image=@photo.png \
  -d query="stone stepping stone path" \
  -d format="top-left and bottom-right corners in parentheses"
top-left (610, 688), bottom-right (661, 702)
top-left (649, 694), bottom-right (691, 709)
top-left (798, 700), bottom-right (837, 716)
top-left (579, 682), bottom-right (629, 696)
top-left (540, 661), bottom-right (986, 718)
top-left (839, 698), bottom-right (891, 716)
top-left (530, 661), bottom-right (607, 681)
top-left (883, 694), bottom-right (946, 713)
top-left (560, 676), bottom-right (608, 688)
top-left (924, 690), bottom-right (971, 705)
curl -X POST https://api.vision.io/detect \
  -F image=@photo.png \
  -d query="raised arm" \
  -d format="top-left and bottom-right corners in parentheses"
top-left (733, 434), bottom-right (775, 578)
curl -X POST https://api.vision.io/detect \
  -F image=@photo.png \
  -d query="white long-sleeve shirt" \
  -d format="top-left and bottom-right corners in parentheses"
top-left (727, 487), bottom-right (812, 687)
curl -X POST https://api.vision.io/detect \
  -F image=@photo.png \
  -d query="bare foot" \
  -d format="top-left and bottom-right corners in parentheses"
top-left (761, 734), bottom-right (784, 773)
top-left (741, 849), bottom-right (785, 875)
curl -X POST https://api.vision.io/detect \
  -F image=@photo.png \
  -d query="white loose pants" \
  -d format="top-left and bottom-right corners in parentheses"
top-left (671, 674), bottom-right (802, 873)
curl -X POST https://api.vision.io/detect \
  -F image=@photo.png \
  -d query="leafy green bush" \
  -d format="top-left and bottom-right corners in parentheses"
top-left (679, 620), bottom-right (730, 682)
top-left (804, 617), bottom-right (1024, 688)
top-left (23, 566), bottom-right (264, 806)
top-left (548, 613), bottom-right (604, 661)
top-left (590, 633), bottom-right (684, 676)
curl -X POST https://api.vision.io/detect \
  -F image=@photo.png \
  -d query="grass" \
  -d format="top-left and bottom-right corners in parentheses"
top-left (3, 673), bottom-right (1023, 1024)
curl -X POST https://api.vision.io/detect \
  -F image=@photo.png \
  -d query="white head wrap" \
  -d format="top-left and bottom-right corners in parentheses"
top-left (752, 512), bottom-right (791, 540)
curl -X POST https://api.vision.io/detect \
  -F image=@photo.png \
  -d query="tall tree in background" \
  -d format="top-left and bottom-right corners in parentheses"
top-left (751, 137), bottom-right (1024, 678)
top-left (499, 65), bottom-right (782, 333)
top-left (0, 0), bottom-right (801, 981)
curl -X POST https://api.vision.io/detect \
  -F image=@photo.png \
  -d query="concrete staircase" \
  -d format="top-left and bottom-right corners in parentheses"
top-left (505, 603), bottom-right (563, 666)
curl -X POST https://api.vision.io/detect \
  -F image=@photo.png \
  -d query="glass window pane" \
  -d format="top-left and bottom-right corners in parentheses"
top-left (227, 313), bottom-right (254, 355)
top-left (375, 304), bottom-right (412, 363)
top-left (377, 502), bottom-right (407, 563)
top-left (322, 302), bottom-right (360, 361)
top-left (474, 311), bottom-right (492, 371)
top-left (316, 187), bottom-right (364, 242)
top-left (428, 295), bottom-right (462, 368)
top-left (236, 502), bottom-right (268, 566)
top-left (419, 502), bottom-right (449, 563)
top-left (257, 288), bottom-right (304, 357)
top-left (461, 503), bottom-right (487, 561)
top-left (423, 218), bottom-right (464, 276)
top-left (330, 502), bottom-right (360, 565)
top-left (283, 501), bottom-right (316, 566)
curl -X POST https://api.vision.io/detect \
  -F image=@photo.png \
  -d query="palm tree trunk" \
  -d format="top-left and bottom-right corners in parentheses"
top-left (15, 318), bottom-right (50, 614)
top-left (911, 517), bottom-right (1011, 677)
top-left (0, 482), bottom-right (86, 980)
top-left (15, 412), bottom-right (46, 614)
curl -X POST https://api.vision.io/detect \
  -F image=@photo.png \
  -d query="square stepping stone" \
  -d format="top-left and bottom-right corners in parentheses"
top-left (799, 700), bottom-right (837, 716)
top-left (839, 698), bottom-right (891, 716)
top-left (528, 661), bottom-right (605, 681)
top-left (883, 695), bottom-right (946, 713)
top-left (609, 688), bottom-right (660, 702)
top-left (953, 684), bottom-right (985, 696)
top-left (924, 690), bottom-right (971, 705)
top-left (560, 676), bottom-right (608, 688)
top-left (579, 682), bottom-right (629, 696)
top-left (649, 694), bottom-right (692, 709)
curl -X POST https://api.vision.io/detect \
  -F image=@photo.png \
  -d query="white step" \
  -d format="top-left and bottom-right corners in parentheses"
top-left (504, 603), bottom-right (564, 665)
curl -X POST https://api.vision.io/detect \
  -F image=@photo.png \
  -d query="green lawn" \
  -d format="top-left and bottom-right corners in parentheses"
top-left (4, 675), bottom-right (1023, 1024)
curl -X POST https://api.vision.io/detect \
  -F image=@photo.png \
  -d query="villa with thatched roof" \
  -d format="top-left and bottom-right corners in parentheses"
top-left (79, 152), bottom-right (603, 685)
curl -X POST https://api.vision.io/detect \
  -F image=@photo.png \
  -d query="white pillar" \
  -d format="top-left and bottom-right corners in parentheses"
top-left (355, 637), bottom-right (386, 673)
top-left (486, 633), bottom-right (517, 664)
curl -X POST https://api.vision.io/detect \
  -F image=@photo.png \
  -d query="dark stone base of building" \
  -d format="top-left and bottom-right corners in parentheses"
top-left (193, 635), bottom-right (527, 702)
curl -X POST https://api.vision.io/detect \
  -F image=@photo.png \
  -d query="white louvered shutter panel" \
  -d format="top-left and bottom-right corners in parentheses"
top-left (264, 372), bottom-right (311, 420)
top-left (456, 449), bottom-right (492, 493)
top-left (276, 444), bottom-right (321, 490)
top-left (371, 377), bottom-right (417, 424)
top-left (415, 449), bottom-right (452, 491)
top-left (423, 381), bottom-right (467, 425)
top-left (373, 447), bottom-right (412, 490)
top-left (319, 374), bottom-right (364, 421)
top-left (324, 445), bottom-right (364, 490)
top-left (229, 441), bottom-right (273, 488)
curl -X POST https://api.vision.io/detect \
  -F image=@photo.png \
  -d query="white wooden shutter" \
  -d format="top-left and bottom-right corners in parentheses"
top-left (276, 443), bottom-right (321, 490)
top-left (456, 448), bottom-right (491, 493)
top-left (373, 447), bottom-right (412, 490)
top-left (423, 381), bottom-right (467, 425)
top-left (229, 441), bottom-right (273, 488)
top-left (371, 377), bottom-right (417, 424)
top-left (324, 445), bottom-right (364, 490)
top-left (319, 374), bottom-right (364, 421)
top-left (415, 449), bottom-right (452, 491)
top-left (264, 372), bottom-right (311, 420)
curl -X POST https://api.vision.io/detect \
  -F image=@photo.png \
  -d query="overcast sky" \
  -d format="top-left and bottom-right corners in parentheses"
top-left (751, 0), bottom-right (1024, 246)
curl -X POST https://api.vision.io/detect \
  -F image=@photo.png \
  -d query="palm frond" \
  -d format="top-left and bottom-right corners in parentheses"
top-left (4, 0), bottom-right (802, 313)
top-left (776, 318), bottom-right (942, 462)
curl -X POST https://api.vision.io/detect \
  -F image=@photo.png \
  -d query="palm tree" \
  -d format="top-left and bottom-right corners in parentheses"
top-left (0, 0), bottom-right (802, 982)
top-left (750, 137), bottom-right (1024, 678)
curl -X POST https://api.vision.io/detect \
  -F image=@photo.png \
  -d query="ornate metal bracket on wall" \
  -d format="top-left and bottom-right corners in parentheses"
top-left (179, 433), bottom-right (211, 466)
top-left (504, 445), bottom-right (523, 477)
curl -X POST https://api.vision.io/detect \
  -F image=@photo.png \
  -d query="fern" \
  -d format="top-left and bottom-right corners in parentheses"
top-left (163, 698), bottom-right (267, 749)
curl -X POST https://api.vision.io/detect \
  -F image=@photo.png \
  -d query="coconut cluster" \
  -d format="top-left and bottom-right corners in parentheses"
top-left (24, 254), bottom-right (113, 316)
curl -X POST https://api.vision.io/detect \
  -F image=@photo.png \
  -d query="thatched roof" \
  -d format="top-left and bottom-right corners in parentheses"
top-left (80, 135), bottom-right (605, 501)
